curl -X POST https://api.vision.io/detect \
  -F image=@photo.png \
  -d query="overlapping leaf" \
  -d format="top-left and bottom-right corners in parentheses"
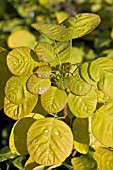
top-left (27, 75), bottom-right (51, 95)
top-left (72, 152), bottom-right (97, 170)
top-left (5, 76), bottom-right (29, 104)
top-left (94, 147), bottom-right (113, 170)
top-left (25, 157), bottom-right (38, 170)
top-left (7, 47), bottom-right (39, 76)
top-left (61, 13), bottom-right (101, 40)
top-left (35, 65), bottom-right (51, 79)
top-left (68, 87), bottom-right (97, 118)
top-left (89, 57), bottom-right (113, 82)
top-left (41, 86), bottom-right (67, 113)
top-left (27, 118), bottom-right (73, 166)
top-left (69, 69), bottom-right (91, 96)
top-left (34, 42), bottom-right (56, 63)
top-left (32, 23), bottom-right (67, 41)
top-left (72, 118), bottom-right (89, 154)
top-left (92, 101), bottom-right (113, 147)
top-left (4, 92), bottom-right (38, 120)
top-left (9, 114), bottom-right (44, 155)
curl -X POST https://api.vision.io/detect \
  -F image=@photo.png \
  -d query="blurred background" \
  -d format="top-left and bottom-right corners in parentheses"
top-left (0, 0), bottom-right (113, 169)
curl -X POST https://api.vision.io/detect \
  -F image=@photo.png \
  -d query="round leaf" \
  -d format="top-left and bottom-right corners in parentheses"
top-left (4, 93), bottom-right (38, 120)
top-left (68, 87), bottom-right (97, 118)
top-left (27, 118), bottom-right (73, 166)
top-left (7, 47), bottom-right (39, 76)
top-left (41, 86), bottom-right (67, 113)
top-left (5, 76), bottom-right (29, 104)
top-left (89, 57), bottom-right (113, 82)
top-left (69, 70), bottom-right (91, 96)
top-left (92, 101), bottom-right (113, 147)
top-left (9, 114), bottom-right (43, 155)
top-left (7, 29), bottom-right (36, 49)
top-left (27, 74), bottom-right (51, 95)
top-left (72, 118), bottom-right (89, 154)
top-left (34, 42), bottom-right (56, 63)
top-left (62, 13), bottom-right (101, 40)
top-left (25, 157), bottom-right (38, 170)
top-left (35, 65), bottom-right (51, 79)
top-left (94, 147), bottom-right (113, 170)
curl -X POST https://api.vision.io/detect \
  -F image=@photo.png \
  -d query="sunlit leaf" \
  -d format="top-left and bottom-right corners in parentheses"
top-left (72, 118), bottom-right (89, 154)
top-left (9, 114), bottom-right (44, 155)
top-left (98, 72), bottom-right (113, 98)
top-left (92, 101), bottom-right (113, 147)
top-left (7, 29), bottom-right (36, 49)
top-left (4, 92), bottom-right (38, 120)
top-left (94, 147), bottom-right (113, 170)
top-left (34, 42), bottom-right (56, 63)
top-left (35, 65), bottom-right (51, 79)
top-left (5, 76), bottom-right (29, 104)
top-left (72, 152), bottom-right (97, 170)
top-left (7, 47), bottom-right (39, 76)
top-left (41, 86), bottom-right (67, 113)
top-left (27, 74), bottom-right (51, 95)
top-left (95, 88), bottom-right (112, 103)
top-left (89, 57), bottom-right (113, 82)
top-left (55, 11), bottom-right (69, 24)
top-left (27, 118), bottom-right (73, 166)
top-left (32, 23), bottom-right (67, 41)
top-left (69, 69), bottom-right (91, 96)
top-left (68, 87), bottom-right (97, 118)
top-left (61, 13), bottom-right (101, 40)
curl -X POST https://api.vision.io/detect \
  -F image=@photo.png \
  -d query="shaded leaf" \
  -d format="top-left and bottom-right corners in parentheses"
top-left (72, 118), bottom-right (89, 154)
top-left (9, 114), bottom-right (44, 155)
top-left (62, 13), bottom-right (101, 40)
top-left (27, 74), bottom-right (51, 95)
top-left (92, 101), bottom-right (113, 147)
top-left (41, 86), bottom-right (67, 113)
top-left (7, 47), bottom-right (39, 76)
top-left (94, 147), bottom-right (113, 170)
top-left (25, 157), bottom-right (38, 170)
top-left (72, 152), bottom-right (97, 170)
top-left (27, 118), bottom-right (73, 166)
top-left (68, 87), bottom-right (97, 118)
top-left (0, 146), bottom-right (16, 162)
top-left (69, 69), bottom-right (91, 96)
top-left (35, 65), bottom-right (51, 79)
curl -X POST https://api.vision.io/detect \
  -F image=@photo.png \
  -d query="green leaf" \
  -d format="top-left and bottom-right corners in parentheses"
top-left (0, 146), bottom-right (16, 162)
top-left (92, 101), bottom-right (113, 147)
top-left (34, 42), bottom-right (56, 63)
top-left (72, 152), bottom-right (97, 170)
top-left (68, 87), bottom-right (97, 118)
top-left (69, 69), bottom-right (91, 96)
top-left (62, 13), bottom-right (101, 40)
top-left (4, 93), bottom-right (38, 120)
top-left (41, 86), bottom-right (67, 113)
top-left (9, 114), bottom-right (43, 155)
top-left (89, 57), bottom-right (113, 82)
top-left (27, 118), bottom-right (73, 166)
top-left (72, 118), bottom-right (89, 154)
top-left (35, 65), bottom-right (51, 79)
top-left (7, 29), bottom-right (36, 49)
top-left (94, 147), bottom-right (113, 170)
top-left (0, 47), bottom-right (12, 109)
top-left (98, 72), bottom-right (113, 98)
top-left (55, 11), bottom-right (69, 24)
top-left (27, 75), bottom-right (51, 95)
top-left (95, 89), bottom-right (112, 104)
top-left (80, 62), bottom-right (97, 87)
top-left (13, 156), bottom-right (26, 169)
top-left (5, 76), bottom-right (29, 104)
top-left (7, 47), bottom-right (39, 76)
top-left (32, 23), bottom-right (67, 41)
